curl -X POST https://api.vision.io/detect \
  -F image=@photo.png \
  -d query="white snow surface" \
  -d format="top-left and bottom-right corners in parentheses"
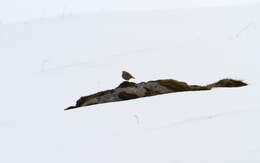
top-left (1, 4), bottom-right (260, 163)
top-left (1, 0), bottom-right (260, 23)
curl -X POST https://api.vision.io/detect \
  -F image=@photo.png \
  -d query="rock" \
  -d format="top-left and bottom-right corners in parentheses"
top-left (117, 81), bottom-right (137, 88)
top-left (65, 78), bottom-right (247, 110)
top-left (118, 92), bottom-right (139, 100)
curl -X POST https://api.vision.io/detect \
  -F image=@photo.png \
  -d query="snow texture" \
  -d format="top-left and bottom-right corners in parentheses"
top-left (0, 3), bottom-right (260, 163)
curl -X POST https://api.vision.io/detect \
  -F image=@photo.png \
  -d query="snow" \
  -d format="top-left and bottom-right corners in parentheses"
top-left (1, 3), bottom-right (260, 163)
top-left (1, 0), bottom-right (260, 23)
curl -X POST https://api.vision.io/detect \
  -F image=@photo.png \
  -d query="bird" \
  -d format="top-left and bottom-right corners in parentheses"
top-left (122, 71), bottom-right (135, 81)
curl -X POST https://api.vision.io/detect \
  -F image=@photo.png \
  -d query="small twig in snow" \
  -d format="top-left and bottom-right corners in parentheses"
top-left (235, 22), bottom-right (254, 38)
top-left (134, 114), bottom-right (140, 125)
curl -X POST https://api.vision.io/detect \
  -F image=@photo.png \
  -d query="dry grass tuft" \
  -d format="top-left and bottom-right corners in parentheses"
top-left (156, 79), bottom-right (190, 92)
top-left (208, 79), bottom-right (248, 88)
top-left (189, 85), bottom-right (212, 91)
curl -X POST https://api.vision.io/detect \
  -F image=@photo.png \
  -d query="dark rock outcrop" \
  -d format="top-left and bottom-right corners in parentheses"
top-left (65, 78), bottom-right (247, 110)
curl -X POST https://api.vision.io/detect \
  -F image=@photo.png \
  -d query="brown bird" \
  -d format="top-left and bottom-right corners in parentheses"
top-left (122, 71), bottom-right (135, 80)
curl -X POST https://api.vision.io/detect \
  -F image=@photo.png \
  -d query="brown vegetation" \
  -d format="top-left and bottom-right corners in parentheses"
top-left (207, 79), bottom-right (247, 88)
top-left (65, 78), bottom-right (247, 110)
top-left (156, 79), bottom-right (190, 92)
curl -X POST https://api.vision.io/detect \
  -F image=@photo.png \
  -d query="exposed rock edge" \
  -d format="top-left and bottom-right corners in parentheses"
top-left (65, 78), bottom-right (247, 110)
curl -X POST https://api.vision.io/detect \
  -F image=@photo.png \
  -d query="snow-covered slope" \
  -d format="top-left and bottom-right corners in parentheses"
top-left (1, 4), bottom-right (260, 163)
top-left (1, 0), bottom-right (260, 23)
